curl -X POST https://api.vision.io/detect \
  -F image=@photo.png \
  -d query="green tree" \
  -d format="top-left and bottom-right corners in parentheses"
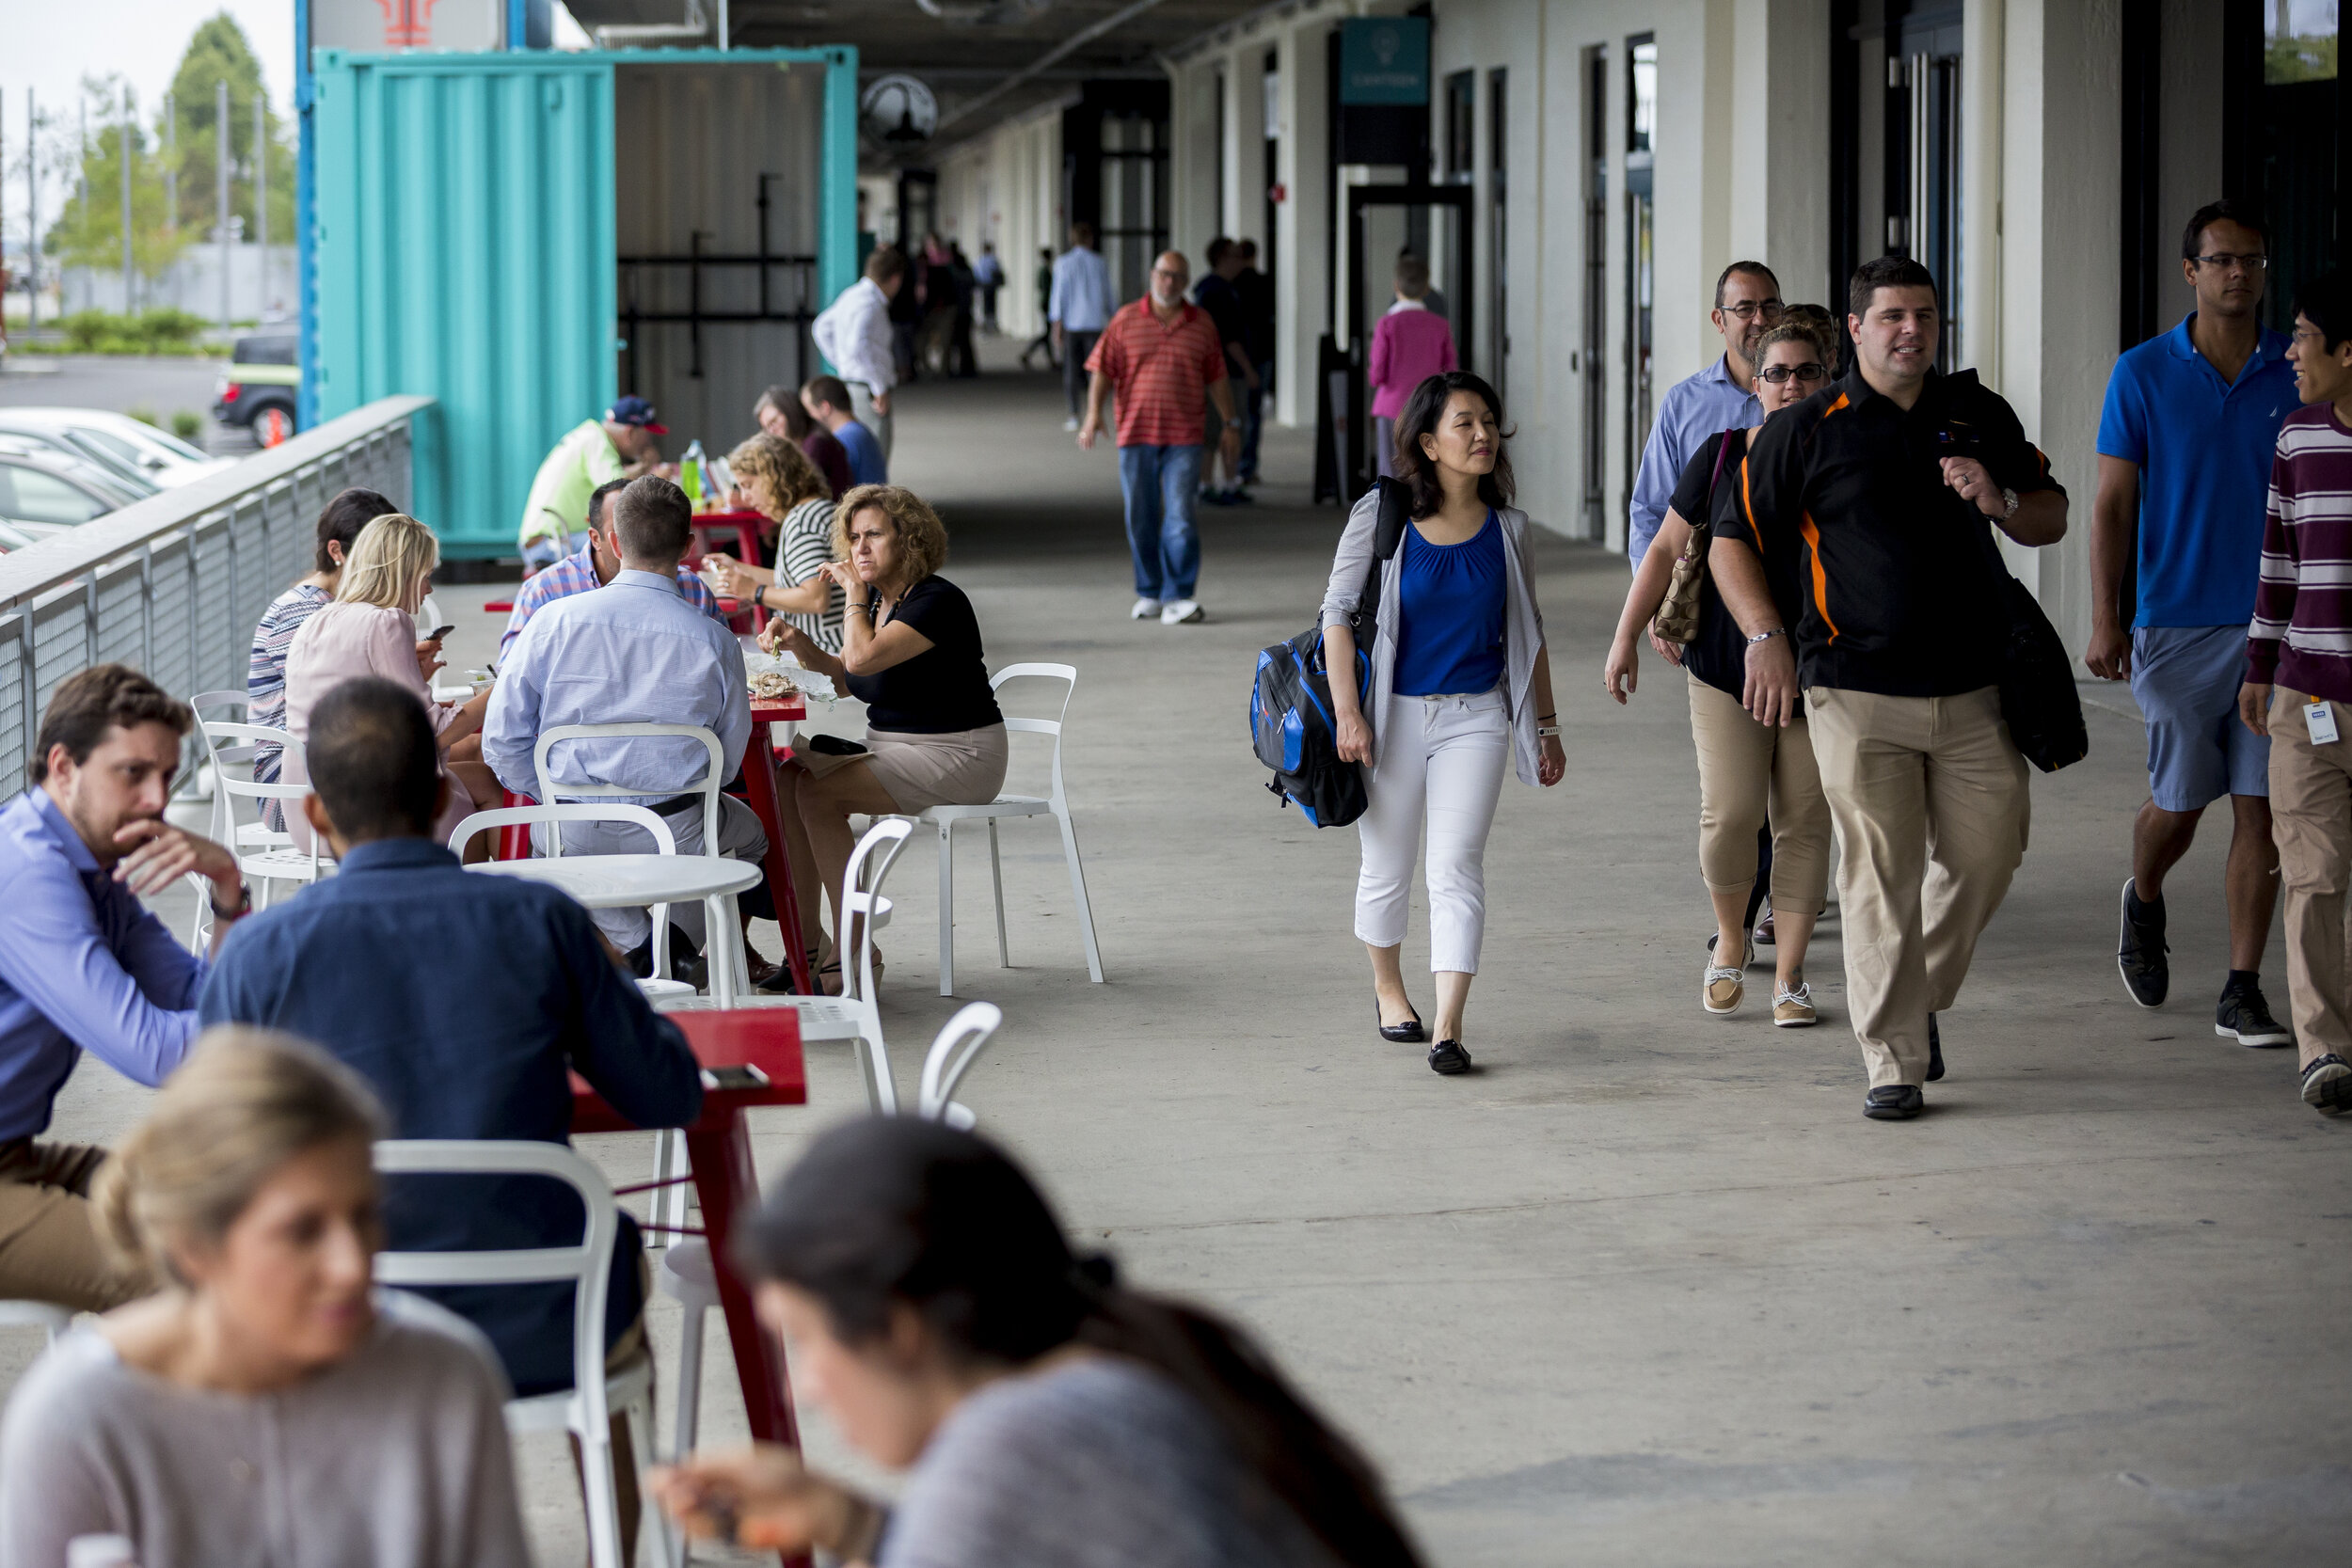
top-left (43, 78), bottom-right (190, 281)
top-left (166, 11), bottom-right (294, 245)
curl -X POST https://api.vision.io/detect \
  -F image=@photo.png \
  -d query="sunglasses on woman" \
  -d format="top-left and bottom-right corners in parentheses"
top-left (1757, 361), bottom-right (1827, 385)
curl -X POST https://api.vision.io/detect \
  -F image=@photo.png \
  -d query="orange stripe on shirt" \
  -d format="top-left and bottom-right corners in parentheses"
top-left (1798, 510), bottom-right (1840, 644)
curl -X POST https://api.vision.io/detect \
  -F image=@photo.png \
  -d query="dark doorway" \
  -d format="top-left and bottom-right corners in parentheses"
top-left (2223, 0), bottom-right (2343, 336)
top-left (1828, 1), bottom-right (1964, 368)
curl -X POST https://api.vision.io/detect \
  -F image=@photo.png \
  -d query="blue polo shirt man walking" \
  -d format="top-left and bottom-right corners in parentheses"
top-left (2091, 199), bottom-right (2299, 1040)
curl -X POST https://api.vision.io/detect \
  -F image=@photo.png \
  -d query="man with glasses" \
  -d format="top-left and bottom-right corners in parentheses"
top-left (2090, 200), bottom-right (2299, 1044)
top-left (1627, 261), bottom-right (1781, 569)
top-left (1714, 256), bottom-right (2068, 1120)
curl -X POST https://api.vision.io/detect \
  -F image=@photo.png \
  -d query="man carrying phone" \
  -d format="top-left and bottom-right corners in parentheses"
top-left (1710, 255), bottom-right (2069, 1120)
top-left (202, 675), bottom-right (697, 1553)
top-left (2090, 201), bottom-right (2298, 1042)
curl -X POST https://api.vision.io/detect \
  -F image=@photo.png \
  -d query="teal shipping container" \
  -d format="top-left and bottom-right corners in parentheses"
top-left (310, 47), bottom-right (858, 559)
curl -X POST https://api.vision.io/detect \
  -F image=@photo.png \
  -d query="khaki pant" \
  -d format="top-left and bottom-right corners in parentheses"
top-left (2266, 689), bottom-right (2352, 1069)
top-left (1688, 674), bottom-right (1835, 911)
top-left (1806, 685), bottom-right (2031, 1087)
top-left (0, 1138), bottom-right (154, 1311)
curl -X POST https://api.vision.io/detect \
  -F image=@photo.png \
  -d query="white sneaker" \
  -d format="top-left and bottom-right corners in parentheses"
top-left (1160, 598), bottom-right (1204, 625)
top-left (1130, 597), bottom-right (1162, 620)
top-left (1063, 416), bottom-right (1081, 432)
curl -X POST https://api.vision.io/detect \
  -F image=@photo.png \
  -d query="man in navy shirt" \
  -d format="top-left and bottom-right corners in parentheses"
top-left (2090, 199), bottom-right (2300, 1041)
top-left (803, 373), bottom-right (887, 486)
top-left (201, 676), bottom-right (698, 1541)
top-left (0, 665), bottom-right (250, 1309)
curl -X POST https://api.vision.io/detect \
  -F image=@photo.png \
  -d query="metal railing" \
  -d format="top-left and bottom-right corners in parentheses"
top-left (0, 395), bottom-right (432, 786)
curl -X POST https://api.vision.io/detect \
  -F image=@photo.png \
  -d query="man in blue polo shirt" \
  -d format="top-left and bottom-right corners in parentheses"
top-left (2090, 199), bottom-right (2300, 1042)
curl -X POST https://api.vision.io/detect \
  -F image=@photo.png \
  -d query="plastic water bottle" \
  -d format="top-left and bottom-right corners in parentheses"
top-left (680, 439), bottom-right (707, 509)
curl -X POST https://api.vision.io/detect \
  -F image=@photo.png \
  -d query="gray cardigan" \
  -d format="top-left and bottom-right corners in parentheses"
top-left (1320, 491), bottom-right (1549, 784)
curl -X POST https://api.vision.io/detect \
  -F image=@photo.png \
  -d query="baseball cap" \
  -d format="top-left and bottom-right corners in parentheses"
top-left (606, 396), bottom-right (668, 434)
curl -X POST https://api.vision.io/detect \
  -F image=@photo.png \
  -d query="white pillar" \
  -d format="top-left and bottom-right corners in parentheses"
top-left (1273, 16), bottom-right (1332, 429)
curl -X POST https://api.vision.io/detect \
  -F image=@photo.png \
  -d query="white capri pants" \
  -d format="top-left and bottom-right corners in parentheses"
top-left (1354, 689), bottom-right (1512, 973)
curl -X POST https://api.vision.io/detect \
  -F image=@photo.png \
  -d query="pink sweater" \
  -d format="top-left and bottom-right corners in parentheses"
top-left (283, 600), bottom-right (469, 848)
top-left (1368, 304), bottom-right (1458, 420)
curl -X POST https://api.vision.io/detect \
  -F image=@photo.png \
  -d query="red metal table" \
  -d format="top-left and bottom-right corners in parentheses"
top-left (571, 1008), bottom-right (806, 1448)
top-left (687, 513), bottom-right (771, 636)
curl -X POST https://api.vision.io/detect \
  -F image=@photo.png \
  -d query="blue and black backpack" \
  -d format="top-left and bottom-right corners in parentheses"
top-left (1249, 479), bottom-right (1408, 828)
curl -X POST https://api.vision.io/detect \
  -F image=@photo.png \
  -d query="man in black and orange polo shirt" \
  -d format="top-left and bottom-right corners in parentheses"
top-left (1711, 255), bottom-right (2069, 1121)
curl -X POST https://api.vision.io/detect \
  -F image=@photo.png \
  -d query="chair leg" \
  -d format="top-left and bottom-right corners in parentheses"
top-left (625, 1380), bottom-right (679, 1568)
top-left (1057, 808), bottom-right (1106, 983)
top-left (578, 1402), bottom-right (626, 1568)
top-left (674, 1302), bottom-right (706, 1458)
top-left (937, 818), bottom-right (957, 997)
top-left (987, 819), bottom-right (1010, 968)
top-left (651, 1131), bottom-right (687, 1249)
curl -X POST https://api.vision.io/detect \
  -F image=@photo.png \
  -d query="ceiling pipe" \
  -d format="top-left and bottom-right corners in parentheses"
top-left (594, 0), bottom-right (713, 46)
top-left (933, 0), bottom-right (1170, 133)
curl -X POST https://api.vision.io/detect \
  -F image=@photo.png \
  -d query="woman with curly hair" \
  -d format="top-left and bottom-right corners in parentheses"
top-left (759, 485), bottom-right (1007, 989)
top-left (704, 434), bottom-right (847, 654)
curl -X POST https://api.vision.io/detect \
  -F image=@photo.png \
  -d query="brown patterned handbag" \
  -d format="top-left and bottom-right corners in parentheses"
top-left (1650, 432), bottom-right (1734, 644)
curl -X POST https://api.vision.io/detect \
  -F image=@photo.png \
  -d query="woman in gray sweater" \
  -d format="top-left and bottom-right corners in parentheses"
top-left (651, 1117), bottom-right (1428, 1568)
top-left (0, 1029), bottom-right (530, 1568)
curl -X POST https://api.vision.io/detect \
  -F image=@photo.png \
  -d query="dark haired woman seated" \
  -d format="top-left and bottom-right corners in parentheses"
top-left (650, 1118), bottom-right (1428, 1568)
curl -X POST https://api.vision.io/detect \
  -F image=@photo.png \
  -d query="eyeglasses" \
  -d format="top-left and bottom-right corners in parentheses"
top-left (1721, 300), bottom-right (1787, 322)
top-left (1758, 361), bottom-right (1827, 385)
top-left (2190, 252), bottom-right (2268, 273)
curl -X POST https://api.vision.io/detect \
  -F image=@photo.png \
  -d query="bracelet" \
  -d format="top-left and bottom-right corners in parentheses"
top-left (1746, 628), bottom-right (1788, 645)
top-left (1537, 712), bottom-right (1558, 721)
top-left (210, 881), bottom-right (252, 920)
top-left (846, 601), bottom-right (872, 616)
top-left (752, 584), bottom-right (766, 610)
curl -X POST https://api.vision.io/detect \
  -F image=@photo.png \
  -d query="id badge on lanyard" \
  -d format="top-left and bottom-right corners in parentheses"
top-left (2308, 700), bottom-right (2341, 747)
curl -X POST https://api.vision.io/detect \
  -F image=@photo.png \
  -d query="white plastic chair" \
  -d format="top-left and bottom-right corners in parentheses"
top-left (532, 723), bottom-right (726, 859)
top-left (449, 802), bottom-right (686, 982)
top-left (373, 1140), bottom-right (674, 1568)
top-left (656, 994), bottom-right (1003, 1464)
top-left (0, 1300), bottom-right (74, 1346)
top-left (919, 1002), bottom-right (1002, 1131)
top-left (654, 816), bottom-right (912, 1117)
top-left (907, 663), bottom-right (1104, 996)
top-left (185, 721), bottom-right (331, 940)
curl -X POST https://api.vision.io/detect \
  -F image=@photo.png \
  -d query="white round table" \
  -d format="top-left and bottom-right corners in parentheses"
top-left (469, 854), bottom-right (764, 1006)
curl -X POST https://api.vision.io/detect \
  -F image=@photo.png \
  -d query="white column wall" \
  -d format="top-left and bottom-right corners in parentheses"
top-left (932, 104), bottom-right (1066, 342)
top-left (1273, 16), bottom-right (1337, 429)
top-left (1168, 55), bottom-right (1225, 263)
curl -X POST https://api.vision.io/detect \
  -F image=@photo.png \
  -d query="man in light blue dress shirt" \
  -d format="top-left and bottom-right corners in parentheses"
top-left (1049, 220), bottom-right (1118, 429)
top-left (0, 664), bottom-right (249, 1308)
top-left (1627, 261), bottom-right (1782, 569)
top-left (484, 476), bottom-right (771, 970)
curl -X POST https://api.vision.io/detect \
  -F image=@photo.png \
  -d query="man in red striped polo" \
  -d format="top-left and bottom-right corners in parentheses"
top-left (1078, 249), bottom-right (1242, 626)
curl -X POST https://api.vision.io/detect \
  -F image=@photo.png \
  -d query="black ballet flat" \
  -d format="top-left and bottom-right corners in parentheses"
top-left (1377, 1001), bottom-right (1426, 1044)
top-left (1427, 1039), bottom-right (1472, 1075)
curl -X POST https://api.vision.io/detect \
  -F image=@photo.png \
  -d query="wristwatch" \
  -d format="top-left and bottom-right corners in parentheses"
top-left (210, 881), bottom-right (253, 920)
top-left (2000, 486), bottom-right (2020, 519)
top-left (751, 583), bottom-right (766, 610)
top-left (1747, 627), bottom-right (1788, 645)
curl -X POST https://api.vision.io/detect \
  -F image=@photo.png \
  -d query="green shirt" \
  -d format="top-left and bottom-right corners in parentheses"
top-left (517, 420), bottom-right (627, 545)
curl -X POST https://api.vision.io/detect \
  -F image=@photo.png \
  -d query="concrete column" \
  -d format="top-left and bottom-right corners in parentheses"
top-left (1168, 56), bottom-right (1223, 261)
top-left (1728, 0), bottom-right (1831, 302)
top-left (1963, 0), bottom-right (2007, 389)
top-left (1274, 16), bottom-right (1334, 428)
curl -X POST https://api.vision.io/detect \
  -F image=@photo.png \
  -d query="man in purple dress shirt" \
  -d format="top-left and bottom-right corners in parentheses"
top-left (0, 665), bottom-right (249, 1308)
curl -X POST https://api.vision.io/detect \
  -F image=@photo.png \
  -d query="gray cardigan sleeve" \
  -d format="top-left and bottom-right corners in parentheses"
top-left (1319, 490), bottom-right (1385, 631)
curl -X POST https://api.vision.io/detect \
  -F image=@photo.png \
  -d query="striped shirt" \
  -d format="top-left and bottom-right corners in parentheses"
top-left (2248, 403), bottom-right (2352, 704)
top-left (773, 497), bottom-right (843, 654)
top-left (1085, 299), bottom-right (1230, 449)
top-left (500, 544), bottom-right (723, 657)
top-left (246, 582), bottom-right (333, 783)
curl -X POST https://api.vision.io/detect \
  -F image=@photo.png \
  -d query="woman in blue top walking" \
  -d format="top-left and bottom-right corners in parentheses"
top-left (1321, 372), bottom-right (1566, 1074)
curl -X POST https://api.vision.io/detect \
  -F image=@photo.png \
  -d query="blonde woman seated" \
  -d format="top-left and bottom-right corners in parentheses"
top-left (0, 1028), bottom-right (531, 1568)
top-left (700, 434), bottom-right (845, 653)
top-left (284, 513), bottom-right (496, 857)
top-left (759, 485), bottom-right (1007, 990)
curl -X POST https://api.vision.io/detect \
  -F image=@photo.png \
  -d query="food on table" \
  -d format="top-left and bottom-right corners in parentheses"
top-left (748, 670), bottom-right (800, 700)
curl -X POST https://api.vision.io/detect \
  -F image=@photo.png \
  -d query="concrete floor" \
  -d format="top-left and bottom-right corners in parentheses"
top-left (9, 341), bottom-right (2352, 1564)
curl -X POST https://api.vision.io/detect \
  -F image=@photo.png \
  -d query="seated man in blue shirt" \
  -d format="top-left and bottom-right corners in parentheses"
top-left (0, 663), bottom-right (250, 1309)
top-left (803, 373), bottom-right (888, 486)
top-left (199, 675), bottom-right (700, 1548)
top-left (499, 475), bottom-right (728, 660)
top-left (485, 474), bottom-right (783, 986)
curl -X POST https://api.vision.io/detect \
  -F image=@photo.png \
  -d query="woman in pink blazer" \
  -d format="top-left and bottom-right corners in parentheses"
top-left (1368, 255), bottom-right (1459, 479)
top-left (284, 513), bottom-right (496, 855)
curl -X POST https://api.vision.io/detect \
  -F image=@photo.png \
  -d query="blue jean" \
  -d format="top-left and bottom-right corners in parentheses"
top-left (1117, 442), bottom-right (1203, 600)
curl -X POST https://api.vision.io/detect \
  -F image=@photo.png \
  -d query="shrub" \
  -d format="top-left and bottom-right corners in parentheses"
top-left (170, 411), bottom-right (204, 442)
top-left (53, 309), bottom-right (212, 356)
top-left (127, 406), bottom-right (161, 429)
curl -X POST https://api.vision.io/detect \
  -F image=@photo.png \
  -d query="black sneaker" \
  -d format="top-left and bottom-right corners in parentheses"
top-left (1427, 1039), bottom-right (1472, 1075)
top-left (2216, 984), bottom-right (2294, 1048)
top-left (2300, 1053), bottom-right (2352, 1115)
top-left (1865, 1085), bottom-right (1924, 1120)
top-left (2117, 879), bottom-right (2169, 1007)
top-left (1927, 1013), bottom-right (1945, 1082)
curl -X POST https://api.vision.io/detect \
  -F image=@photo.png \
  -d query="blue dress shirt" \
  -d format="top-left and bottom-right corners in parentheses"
top-left (483, 568), bottom-right (753, 807)
top-left (198, 836), bottom-right (702, 1394)
top-left (0, 791), bottom-right (202, 1142)
top-left (1048, 245), bottom-right (1116, 333)
top-left (1628, 355), bottom-right (1764, 569)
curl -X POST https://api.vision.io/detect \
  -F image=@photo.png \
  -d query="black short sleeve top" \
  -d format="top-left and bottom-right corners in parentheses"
top-left (847, 574), bottom-right (1005, 735)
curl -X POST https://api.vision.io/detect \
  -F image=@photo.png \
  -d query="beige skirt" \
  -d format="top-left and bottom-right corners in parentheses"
top-left (797, 723), bottom-right (1009, 812)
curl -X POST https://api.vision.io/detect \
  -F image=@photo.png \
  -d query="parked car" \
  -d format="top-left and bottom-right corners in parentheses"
top-left (0, 408), bottom-right (233, 490)
top-left (0, 437), bottom-right (150, 546)
top-left (213, 332), bottom-right (300, 445)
